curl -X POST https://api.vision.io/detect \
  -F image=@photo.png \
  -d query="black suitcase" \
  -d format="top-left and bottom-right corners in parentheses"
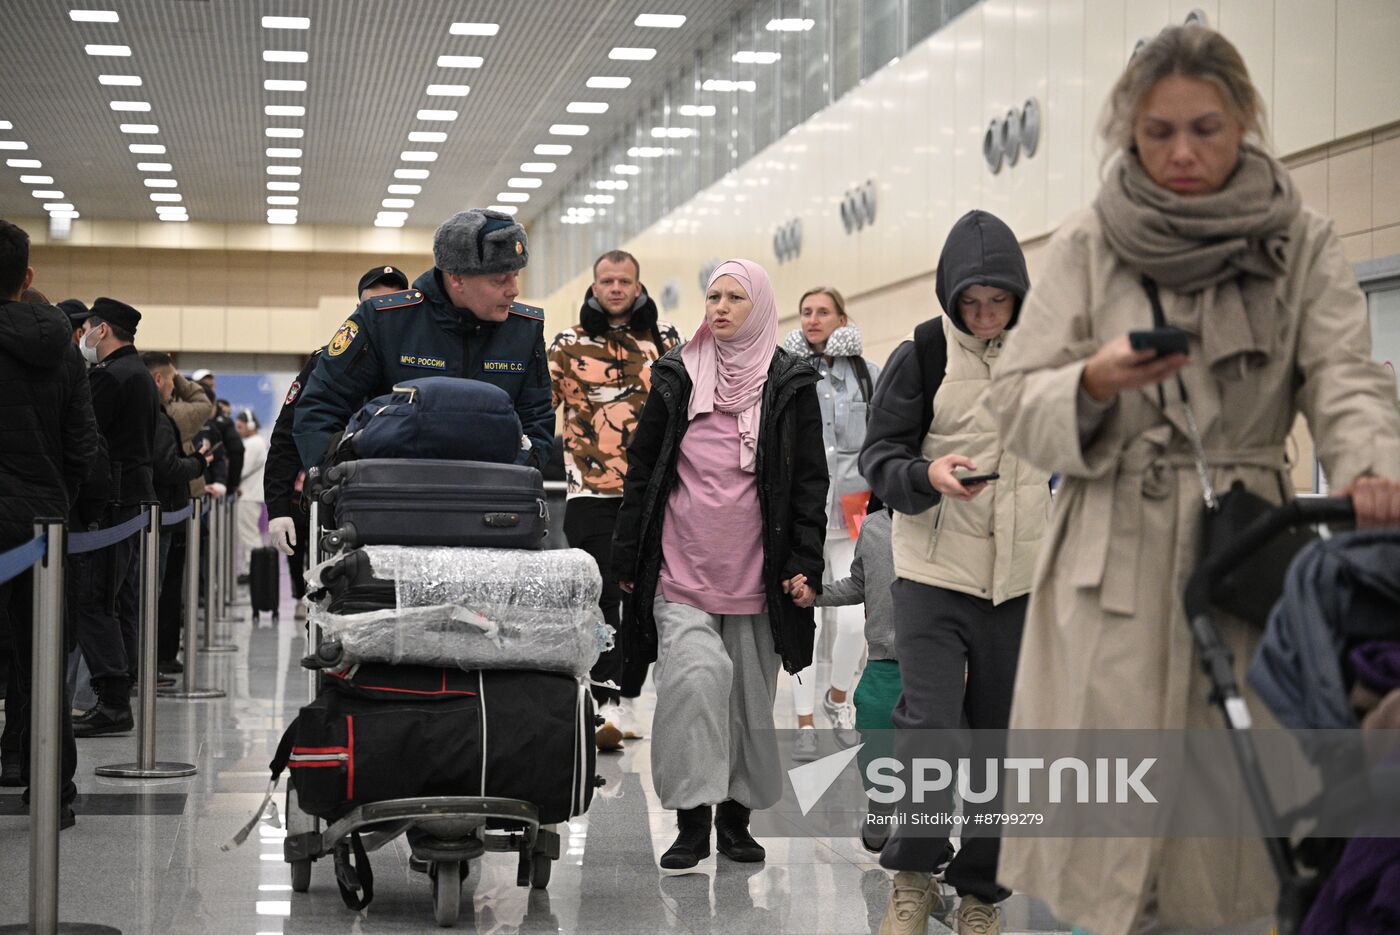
top-left (322, 458), bottom-right (547, 551)
top-left (249, 545), bottom-right (280, 619)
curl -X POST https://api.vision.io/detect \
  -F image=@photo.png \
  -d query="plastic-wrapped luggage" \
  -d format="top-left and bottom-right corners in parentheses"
top-left (306, 545), bottom-right (610, 677)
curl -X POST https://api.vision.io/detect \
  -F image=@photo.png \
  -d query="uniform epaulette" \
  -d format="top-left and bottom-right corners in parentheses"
top-left (369, 288), bottom-right (424, 311)
top-left (508, 302), bottom-right (544, 321)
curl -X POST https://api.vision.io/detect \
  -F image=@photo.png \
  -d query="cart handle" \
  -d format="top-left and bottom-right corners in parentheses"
top-left (1183, 496), bottom-right (1353, 621)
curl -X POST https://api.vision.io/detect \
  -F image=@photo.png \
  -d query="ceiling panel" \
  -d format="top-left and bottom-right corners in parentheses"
top-left (0, 0), bottom-right (752, 230)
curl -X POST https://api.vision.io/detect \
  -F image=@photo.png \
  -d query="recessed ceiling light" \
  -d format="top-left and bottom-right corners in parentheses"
top-left (567, 102), bottom-right (608, 114)
top-left (394, 168), bottom-right (430, 180)
top-left (136, 162), bottom-right (171, 171)
top-left (768, 17), bottom-right (815, 31)
top-left (266, 181), bottom-right (301, 191)
top-left (30, 190), bottom-right (64, 199)
top-left (98, 74), bottom-right (142, 86)
top-left (376, 211), bottom-right (408, 221)
top-left (436, 55), bottom-right (483, 68)
top-left (265, 105), bottom-right (305, 117)
top-left (263, 79), bottom-right (307, 92)
top-left (266, 147), bottom-right (302, 158)
top-left (374, 217), bottom-right (405, 228)
top-left (267, 209), bottom-right (298, 219)
top-left (50, 211), bottom-right (81, 220)
top-left (609, 47), bottom-right (657, 61)
top-left (149, 193), bottom-right (182, 202)
top-left (387, 184), bottom-right (421, 195)
top-left (495, 192), bottom-right (529, 202)
top-left (266, 165), bottom-right (302, 176)
top-left (157, 214), bottom-right (186, 222)
top-left (702, 79), bottom-right (756, 92)
top-left (42, 203), bottom-right (75, 212)
top-left (400, 151), bottom-right (438, 162)
top-left (155, 205), bottom-right (186, 214)
top-left (265, 128), bottom-right (304, 138)
top-left (267, 213), bottom-right (298, 225)
top-left (262, 16), bottom-right (310, 29)
top-left (627, 146), bottom-right (669, 157)
top-left (425, 85), bottom-right (469, 97)
top-left (19, 175), bottom-right (53, 184)
top-left (119, 124), bottom-right (158, 134)
top-left (634, 14), bottom-right (686, 27)
top-left (584, 194), bottom-right (616, 204)
top-left (109, 101), bottom-right (151, 111)
top-left (520, 162), bottom-right (556, 173)
top-left (0, 142), bottom-right (28, 151)
top-left (128, 143), bottom-right (165, 154)
top-left (507, 178), bottom-right (542, 188)
top-left (487, 205), bottom-right (518, 216)
top-left (6, 159), bottom-right (41, 168)
top-left (449, 22), bottom-right (499, 36)
top-left (534, 144), bottom-right (571, 156)
top-left (408, 131), bottom-right (447, 143)
top-left (267, 195), bottom-right (299, 205)
top-left (0, 122), bottom-right (10, 131)
top-left (549, 124), bottom-right (589, 136)
top-left (84, 44), bottom-right (131, 56)
top-left (733, 51), bottom-right (781, 64)
top-left (382, 198), bottom-right (415, 209)
top-left (143, 179), bottom-right (178, 187)
top-left (263, 50), bottom-right (309, 63)
top-left (417, 109), bottom-right (458, 121)
top-left (587, 76), bottom-right (631, 89)
top-left (69, 10), bottom-right (120, 23)
top-left (651, 126), bottom-right (695, 138)
top-left (678, 104), bottom-right (716, 117)
top-left (594, 179), bottom-right (630, 190)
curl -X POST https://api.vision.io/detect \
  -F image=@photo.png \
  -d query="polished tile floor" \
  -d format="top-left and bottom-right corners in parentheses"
top-left (0, 572), bottom-right (1075, 934)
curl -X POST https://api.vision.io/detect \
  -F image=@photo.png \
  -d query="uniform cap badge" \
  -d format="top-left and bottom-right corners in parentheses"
top-left (515, 240), bottom-right (523, 255)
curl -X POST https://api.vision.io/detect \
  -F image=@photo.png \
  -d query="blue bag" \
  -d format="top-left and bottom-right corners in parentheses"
top-left (340, 377), bottom-right (522, 463)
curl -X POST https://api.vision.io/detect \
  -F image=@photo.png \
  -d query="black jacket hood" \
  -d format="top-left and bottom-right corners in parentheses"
top-left (934, 209), bottom-right (1030, 335)
top-left (579, 284), bottom-right (661, 338)
top-left (0, 301), bottom-right (74, 370)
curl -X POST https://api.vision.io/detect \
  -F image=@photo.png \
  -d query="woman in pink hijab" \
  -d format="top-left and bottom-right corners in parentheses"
top-left (610, 259), bottom-right (830, 874)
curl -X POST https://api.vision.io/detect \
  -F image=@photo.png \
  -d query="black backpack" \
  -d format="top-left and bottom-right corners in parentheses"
top-left (911, 316), bottom-right (949, 437)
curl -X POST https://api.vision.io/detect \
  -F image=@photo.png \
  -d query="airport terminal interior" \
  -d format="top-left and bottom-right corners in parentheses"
top-left (2, 0), bottom-right (1400, 932)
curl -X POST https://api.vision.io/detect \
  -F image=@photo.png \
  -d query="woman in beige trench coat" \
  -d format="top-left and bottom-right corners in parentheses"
top-left (986, 25), bottom-right (1400, 935)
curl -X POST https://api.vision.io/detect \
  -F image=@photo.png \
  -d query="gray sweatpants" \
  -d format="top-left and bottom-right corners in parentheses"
top-left (650, 595), bottom-right (783, 811)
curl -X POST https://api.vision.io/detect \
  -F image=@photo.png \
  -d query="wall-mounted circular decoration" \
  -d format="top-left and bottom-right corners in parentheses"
top-left (1003, 108), bottom-right (1022, 167)
top-left (839, 181), bottom-right (877, 234)
top-left (1184, 8), bottom-right (1209, 26)
top-left (773, 218), bottom-right (803, 263)
top-left (1131, 36), bottom-right (1148, 59)
top-left (984, 117), bottom-right (1005, 174)
top-left (660, 280), bottom-right (681, 311)
top-left (1020, 97), bottom-right (1041, 159)
top-left (699, 259), bottom-right (720, 292)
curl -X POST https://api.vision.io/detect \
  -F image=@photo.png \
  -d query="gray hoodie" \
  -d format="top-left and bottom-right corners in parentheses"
top-left (813, 508), bottom-right (895, 659)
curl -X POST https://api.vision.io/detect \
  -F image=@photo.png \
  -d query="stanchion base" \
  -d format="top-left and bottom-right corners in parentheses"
top-left (158, 687), bottom-right (226, 699)
top-left (0, 924), bottom-right (122, 934)
top-left (94, 761), bottom-right (197, 779)
top-left (200, 644), bottom-right (237, 653)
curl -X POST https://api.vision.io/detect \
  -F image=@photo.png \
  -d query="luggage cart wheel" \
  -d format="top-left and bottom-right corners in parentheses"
top-left (290, 858), bottom-right (312, 893)
top-left (431, 860), bottom-right (462, 927)
top-left (530, 852), bottom-right (552, 890)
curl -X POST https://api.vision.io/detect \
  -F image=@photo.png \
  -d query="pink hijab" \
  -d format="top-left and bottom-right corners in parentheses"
top-left (681, 259), bottom-right (778, 473)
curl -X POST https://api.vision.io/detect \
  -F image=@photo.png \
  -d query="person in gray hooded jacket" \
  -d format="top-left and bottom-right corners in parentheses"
top-left (780, 286), bottom-right (879, 761)
top-left (859, 210), bottom-right (1051, 935)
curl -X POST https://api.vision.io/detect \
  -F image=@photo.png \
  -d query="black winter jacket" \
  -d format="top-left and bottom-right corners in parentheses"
top-left (152, 407), bottom-right (204, 514)
top-left (265, 351), bottom-right (319, 521)
top-left (0, 301), bottom-right (99, 548)
top-left (610, 347), bottom-right (829, 674)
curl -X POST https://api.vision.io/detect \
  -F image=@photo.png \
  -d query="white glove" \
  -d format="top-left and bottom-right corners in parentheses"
top-left (268, 516), bottom-right (297, 556)
top-left (206, 482), bottom-right (227, 498)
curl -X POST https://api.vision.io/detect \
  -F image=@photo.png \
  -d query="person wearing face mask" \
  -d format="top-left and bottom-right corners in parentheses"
top-left (71, 297), bottom-right (161, 737)
top-left (987, 26), bottom-right (1400, 935)
top-left (780, 286), bottom-right (880, 761)
top-left (548, 249), bottom-right (683, 750)
top-left (858, 211), bottom-right (1050, 935)
top-left (610, 259), bottom-right (828, 875)
top-left (293, 210), bottom-right (553, 473)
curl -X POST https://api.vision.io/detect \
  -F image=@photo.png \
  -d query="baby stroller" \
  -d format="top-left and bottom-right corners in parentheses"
top-left (1184, 496), bottom-right (1400, 935)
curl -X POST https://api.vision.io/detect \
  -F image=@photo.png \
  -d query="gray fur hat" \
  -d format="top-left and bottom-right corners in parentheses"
top-left (433, 209), bottom-right (529, 276)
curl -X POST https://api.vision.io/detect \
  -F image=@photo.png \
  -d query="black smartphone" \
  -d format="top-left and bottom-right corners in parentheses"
top-left (1128, 327), bottom-right (1190, 358)
top-left (958, 472), bottom-right (999, 487)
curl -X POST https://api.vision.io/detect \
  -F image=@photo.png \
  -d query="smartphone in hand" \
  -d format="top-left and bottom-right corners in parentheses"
top-left (1128, 327), bottom-right (1189, 359)
top-left (958, 472), bottom-right (999, 487)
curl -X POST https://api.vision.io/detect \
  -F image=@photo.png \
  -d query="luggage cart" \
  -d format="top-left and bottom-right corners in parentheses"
top-left (1182, 495), bottom-right (1354, 935)
top-left (283, 791), bottom-right (560, 927)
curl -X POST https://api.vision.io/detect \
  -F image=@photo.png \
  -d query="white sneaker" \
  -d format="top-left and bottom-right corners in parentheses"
top-left (821, 688), bottom-right (860, 748)
top-left (792, 726), bottom-right (819, 762)
top-left (617, 697), bottom-right (645, 739)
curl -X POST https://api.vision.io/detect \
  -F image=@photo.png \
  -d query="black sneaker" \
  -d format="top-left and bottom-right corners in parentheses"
top-left (714, 800), bottom-right (765, 862)
top-left (73, 704), bottom-right (134, 737)
top-left (659, 805), bottom-right (712, 874)
top-left (237, 574), bottom-right (250, 586)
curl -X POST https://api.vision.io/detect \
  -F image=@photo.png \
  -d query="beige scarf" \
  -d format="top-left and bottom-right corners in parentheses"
top-left (1094, 144), bottom-right (1302, 379)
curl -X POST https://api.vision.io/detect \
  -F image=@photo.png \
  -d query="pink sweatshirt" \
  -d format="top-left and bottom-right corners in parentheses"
top-left (657, 410), bottom-right (766, 615)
